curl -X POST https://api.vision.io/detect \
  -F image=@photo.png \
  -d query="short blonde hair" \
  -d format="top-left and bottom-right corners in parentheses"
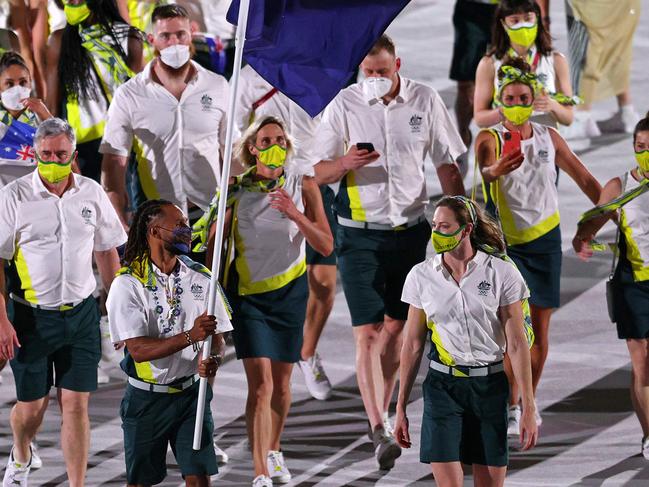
top-left (236, 116), bottom-right (294, 168)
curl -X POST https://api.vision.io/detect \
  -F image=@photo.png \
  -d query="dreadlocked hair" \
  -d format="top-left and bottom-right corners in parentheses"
top-left (122, 199), bottom-right (173, 267)
top-left (435, 196), bottom-right (506, 253)
top-left (58, 0), bottom-right (130, 102)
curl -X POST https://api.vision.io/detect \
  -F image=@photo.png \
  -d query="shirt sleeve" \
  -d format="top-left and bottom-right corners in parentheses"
top-left (99, 84), bottom-right (134, 157)
top-left (499, 261), bottom-right (530, 307)
top-left (314, 96), bottom-right (347, 161)
top-left (93, 182), bottom-right (128, 251)
top-left (288, 108), bottom-right (320, 177)
top-left (428, 90), bottom-right (467, 168)
top-left (0, 186), bottom-right (17, 260)
top-left (234, 67), bottom-right (254, 136)
top-left (107, 276), bottom-right (150, 342)
top-left (401, 265), bottom-right (424, 310)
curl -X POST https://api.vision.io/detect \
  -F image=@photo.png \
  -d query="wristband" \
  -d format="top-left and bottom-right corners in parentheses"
top-left (184, 331), bottom-right (199, 352)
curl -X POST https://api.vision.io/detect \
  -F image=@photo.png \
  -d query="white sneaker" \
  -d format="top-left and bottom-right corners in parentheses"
top-left (507, 405), bottom-right (521, 437)
top-left (372, 426), bottom-right (401, 471)
top-left (621, 105), bottom-right (641, 134)
top-left (252, 475), bottom-right (273, 487)
top-left (29, 443), bottom-right (41, 470)
top-left (560, 110), bottom-right (601, 140)
top-left (534, 401), bottom-right (543, 426)
top-left (97, 366), bottom-right (110, 384)
top-left (3, 447), bottom-right (31, 487)
top-left (642, 437), bottom-right (649, 460)
top-left (213, 441), bottom-right (229, 465)
top-left (267, 450), bottom-right (291, 484)
top-left (298, 352), bottom-right (332, 401)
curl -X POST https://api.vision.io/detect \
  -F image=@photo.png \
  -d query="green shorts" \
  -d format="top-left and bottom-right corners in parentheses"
top-left (336, 220), bottom-right (430, 325)
top-left (121, 381), bottom-right (217, 484)
top-left (420, 368), bottom-right (509, 466)
top-left (306, 185), bottom-right (337, 266)
top-left (9, 296), bottom-right (101, 402)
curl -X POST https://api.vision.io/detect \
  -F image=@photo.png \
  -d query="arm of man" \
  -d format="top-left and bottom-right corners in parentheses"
top-left (269, 176), bottom-right (334, 256)
top-left (501, 301), bottom-right (537, 450)
top-left (94, 248), bottom-right (121, 293)
top-left (550, 127), bottom-right (602, 204)
top-left (437, 163), bottom-right (465, 196)
top-left (394, 305), bottom-right (427, 448)
top-left (0, 262), bottom-right (20, 361)
top-left (101, 154), bottom-right (130, 229)
top-left (126, 26), bottom-right (145, 73)
top-left (314, 147), bottom-right (380, 185)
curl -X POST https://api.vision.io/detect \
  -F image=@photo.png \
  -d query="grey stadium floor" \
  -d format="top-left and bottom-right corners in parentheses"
top-left (2, 0), bottom-right (649, 485)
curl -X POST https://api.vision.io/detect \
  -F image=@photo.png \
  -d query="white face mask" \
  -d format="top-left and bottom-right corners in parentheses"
top-left (159, 44), bottom-right (191, 69)
top-left (361, 77), bottom-right (393, 100)
top-left (1, 85), bottom-right (31, 111)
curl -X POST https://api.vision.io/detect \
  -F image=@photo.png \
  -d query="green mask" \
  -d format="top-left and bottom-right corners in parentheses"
top-left (502, 104), bottom-right (533, 126)
top-left (432, 225), bottom-right (466, 254)
top-left (64, 2), bottom-right (91, 26)
top-left (37, 154), bottom-right (73, 184)
top-left (255, 144), bottom-right (287, 169)
top-left (636, 150), bottom-right (649, 173)
top-left (504, 21), bottom-right (538, 49)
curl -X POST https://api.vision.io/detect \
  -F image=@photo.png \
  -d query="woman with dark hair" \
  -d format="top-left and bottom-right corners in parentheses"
top-left (573, 112), bottom-right (649, 459)
top-left (45, 0), bottom-right (143, 182)
top-left (107, 198), bottom-right (232, 486)
top-left (193, 116), bottom-right (333, 487)
top-left (474, 0), bottom-right (575, 129)
top-left (394, 196), bottom-right (537, 487)
top-left (474, 58), bottom-right (601, 436)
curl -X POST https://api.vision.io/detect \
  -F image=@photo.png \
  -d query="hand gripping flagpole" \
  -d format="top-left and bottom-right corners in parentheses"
top-left (193, 0), bottom-right (251, 451)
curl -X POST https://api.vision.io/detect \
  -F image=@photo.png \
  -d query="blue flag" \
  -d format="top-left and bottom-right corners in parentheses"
top-left (0, 119), bottom-right (37, 164)
top-left (227, 0), bottom-right (411, 117)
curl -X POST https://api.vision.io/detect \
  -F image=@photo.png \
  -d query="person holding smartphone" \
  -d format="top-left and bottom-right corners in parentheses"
top-left (474, 57), bottom-right (601, 436)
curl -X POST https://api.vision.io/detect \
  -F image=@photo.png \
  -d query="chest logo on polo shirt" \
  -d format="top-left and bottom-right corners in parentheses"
top-left (81, 206), bottom-right (93, 225)
top-left (537, 72), bottom-right (548, 85)
top-left (537, 149), bottom-right (550, 164)
top-left (201, 94), bottom-right (213, 111)
top-left (409, 114), bottom-right (422, 134)
top-left (477, 280), bottom-right (492, 296)
top-left (191, 283), bottom-right (204, 299)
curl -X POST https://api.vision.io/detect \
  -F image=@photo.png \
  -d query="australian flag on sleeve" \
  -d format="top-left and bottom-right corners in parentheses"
top-left (226, 0), bottom-right (411, 117)
top-left (0, 119), bottom-right (37, 165)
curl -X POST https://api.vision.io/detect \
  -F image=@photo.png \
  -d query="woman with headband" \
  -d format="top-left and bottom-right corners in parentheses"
top-left (394, 195), bottom-right (536, 487)
top-left (474, 57), bottom-right (601, 435)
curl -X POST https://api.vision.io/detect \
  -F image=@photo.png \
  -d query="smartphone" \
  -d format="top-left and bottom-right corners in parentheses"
top-left (502, 131), bottom-right (521, 156)
top-left (356, 142), bottom-right (375, 153)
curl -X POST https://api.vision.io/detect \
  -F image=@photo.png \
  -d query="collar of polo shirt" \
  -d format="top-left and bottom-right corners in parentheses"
top-left (145, 58), bottom-right (200, 85)
top-left (434, 249), bottom-right (488, 277)
top-left (32, 168), bottom-right (78, 197)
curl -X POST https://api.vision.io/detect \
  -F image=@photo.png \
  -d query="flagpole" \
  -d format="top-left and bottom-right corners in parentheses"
top-left (192, 0), bottom-right (251, 451)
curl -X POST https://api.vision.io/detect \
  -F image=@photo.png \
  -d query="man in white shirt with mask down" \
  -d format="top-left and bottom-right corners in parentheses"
top-left (99, 2), bottom-right (232, 463)
top-left (314, 34), bottom-right (466, 470)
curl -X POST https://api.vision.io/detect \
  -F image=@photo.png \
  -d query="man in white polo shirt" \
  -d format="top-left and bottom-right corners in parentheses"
top-left (0, 117), bottom-right (126, 486)
top-left (314, 34), bottom-right (466, 470)
top-left (100, 3), bottom-right (231, 228)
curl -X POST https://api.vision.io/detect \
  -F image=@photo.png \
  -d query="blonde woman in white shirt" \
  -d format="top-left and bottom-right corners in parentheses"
top-left (395, 196), bottom-right (537, 487)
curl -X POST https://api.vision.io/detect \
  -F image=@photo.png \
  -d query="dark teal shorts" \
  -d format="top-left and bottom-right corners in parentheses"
top-left (612, 235), bottom-right (649, 339)
top-left (336, 220), bottom-right (430, 325)
top-left (420, 368), bottom-right (509, 466)
top-left (9, 296), bottom-right (101, 402)
top-left (306, 185), bottom-right (337, 266)
top-left (121, 381), bottom-right (217, 484)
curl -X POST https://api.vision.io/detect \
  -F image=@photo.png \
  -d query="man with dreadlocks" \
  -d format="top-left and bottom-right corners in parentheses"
top-left (45, 0), bottom-right (144, 183)
top-left (106, 199), bottom-right (232, 486)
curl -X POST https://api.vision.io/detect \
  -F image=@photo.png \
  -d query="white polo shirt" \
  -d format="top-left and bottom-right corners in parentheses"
top-left (99, 60), bottom-right (231, 213)
top-left (401, 250), bottom-right (529, 367)
top-left (107, 256), bottom-right (233, 384)
top-left (0, 171), bottom-right (127, 306)
top-left (316, 76), bottom-right (466, 226)
top-left (235, 65), bottom-right (319, 176)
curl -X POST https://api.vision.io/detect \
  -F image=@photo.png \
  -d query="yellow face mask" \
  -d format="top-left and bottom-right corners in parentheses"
top-left (64, 1), bottom-right (91, 26)
top-left (504, 21), bottom-right (538, 49)
top-left (636, 150), bottom-right (649, 173)
top-left (37, 154), bottom-right (73, 184)
top-left (256, 144), bottom-right (287, 169)
top-left (431, 225), bottom-right (465, 254)
top-left (502, 104), bottom-right (534, 126)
